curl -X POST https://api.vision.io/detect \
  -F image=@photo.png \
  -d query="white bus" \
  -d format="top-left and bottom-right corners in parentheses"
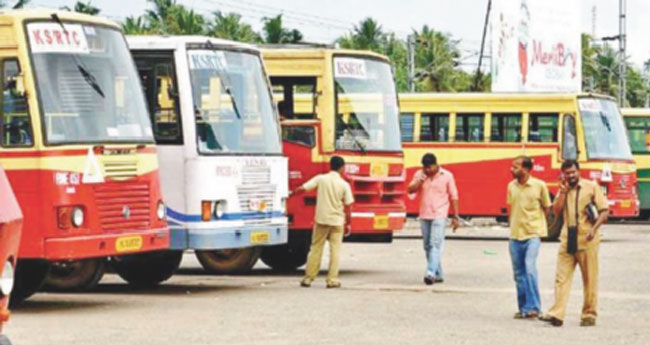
top-left (127, 36), bottom-right (288, 273)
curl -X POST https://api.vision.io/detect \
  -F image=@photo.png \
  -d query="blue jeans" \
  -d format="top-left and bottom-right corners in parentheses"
top-left (509, 237), bottom-right (541, 315)
top-left (420, 219), bottom-right (446, 279)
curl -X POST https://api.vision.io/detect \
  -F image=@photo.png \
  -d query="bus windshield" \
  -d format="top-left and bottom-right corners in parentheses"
top-left (28, 22), bottom-right (153, 144)
top-left (188, 49), bottom-right (281, 155)
top-left (334, 56), bottom-right (402, 152)
top-left (579, 98), bottom-right (633, 161)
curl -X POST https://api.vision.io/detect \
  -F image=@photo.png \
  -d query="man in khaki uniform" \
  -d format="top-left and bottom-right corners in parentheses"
top-left (291, 156), bottom-right (354, 288)
top-left (507, 156), bottom-right (551, 319)
top-left (540, 160), bottom-right (609, 327)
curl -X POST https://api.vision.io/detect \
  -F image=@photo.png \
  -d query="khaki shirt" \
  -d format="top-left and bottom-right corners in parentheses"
top-left (560, 179), bottom-right (609, 250)
top-left (507, 177), bottom-right (551, 240)
top-left (302, 171), bottom-right (354, 226)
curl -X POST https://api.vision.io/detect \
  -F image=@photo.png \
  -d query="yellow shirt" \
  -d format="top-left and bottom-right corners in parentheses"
top-left (507, 177), bottom-right (551, 240)
top-left (560, 179), bottom-right (609, 250)
top-left (302, 171), bottom-right (354, 226)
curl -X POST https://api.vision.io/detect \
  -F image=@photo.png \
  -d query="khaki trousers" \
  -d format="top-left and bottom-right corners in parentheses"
top-left (303, 223), bottom-right (344, 284)
top-left (547, 242), bottom-right (599, 321)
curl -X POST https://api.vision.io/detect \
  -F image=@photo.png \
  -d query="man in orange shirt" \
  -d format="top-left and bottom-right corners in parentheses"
top-left (408, 153), bottom-right (459, 285)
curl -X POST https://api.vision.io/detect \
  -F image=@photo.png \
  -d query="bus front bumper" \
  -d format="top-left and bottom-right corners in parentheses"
top-left (44, 227), bottom-right (170, 260)
top-left (349, 211), bottom-right (407, 234)
top-left (170, 224), bottom-right (288, 250)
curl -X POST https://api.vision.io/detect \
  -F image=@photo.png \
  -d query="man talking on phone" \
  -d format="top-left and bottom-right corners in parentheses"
top-left (539, 160), bottom-right (609, 327)
top-left (408, 153), bottom-right (459, 285)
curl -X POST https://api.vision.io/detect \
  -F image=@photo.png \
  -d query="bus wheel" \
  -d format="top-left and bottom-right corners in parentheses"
top-left (10, 260), bottom-right (50, 305)
top-left (545, 211), bottom-right (563, 241)
top-left (195, 248), bottom-right (261, 274)
top-left (111, 251), bottom-right (182, 287)
top-left (260, 244), bottom-right (309, 272)
top-left (0, 334), bottom-right (11, 345)
top-left (42, 259), bottom-right (105, 292)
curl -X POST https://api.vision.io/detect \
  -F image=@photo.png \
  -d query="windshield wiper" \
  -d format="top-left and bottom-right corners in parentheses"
top-left (339, 118), bottom-right (367, 154)
top-left (205, 40), bottom-right (241, 119)
top-left (51, 13), bottom-right (105, 98)
top-left (599, 111), bottom-right (612, 132)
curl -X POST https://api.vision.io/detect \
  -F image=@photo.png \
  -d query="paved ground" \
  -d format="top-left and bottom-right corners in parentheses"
top-left (5, 220), bottom-right (650, 345)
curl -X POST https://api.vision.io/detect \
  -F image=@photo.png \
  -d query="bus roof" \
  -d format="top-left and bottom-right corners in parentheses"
top-left (0, 8), bottom-right (120, 30)
top-left (620, 108), bottom-right (650, 117)
top-left (260, 46), bottom-right (389, 63)
top-left (127, 35), bottom-right (260, 52)
top-left (399, 92), bottom-right (616, 102)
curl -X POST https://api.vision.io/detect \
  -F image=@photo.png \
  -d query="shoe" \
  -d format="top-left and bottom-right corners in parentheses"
top-left (513, 311), bottom-right (538, 320)
top-left (424, 276), bottom-right (434, 285)
top-left (300, 279), bottom-right (311, 288)
top-left (580, 318), bottom-right (596, 327)
top-left (539, 314), bottom-right (563, 327)
top-left (434, 277), bottom-right (444, 283)
top-left (326, 281), bottom-right (341, 289)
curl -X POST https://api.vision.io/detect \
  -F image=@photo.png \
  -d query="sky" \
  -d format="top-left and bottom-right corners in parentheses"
top-left (26, 0), bottom-right (650, 68)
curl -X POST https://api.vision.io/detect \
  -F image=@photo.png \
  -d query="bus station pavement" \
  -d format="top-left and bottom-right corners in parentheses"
top-left (6, 219), bottom-right (650, 345)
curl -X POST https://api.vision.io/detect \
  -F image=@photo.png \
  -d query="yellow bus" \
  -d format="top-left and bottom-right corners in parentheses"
top-left (400, 93), bottom-right (638, 238)
top-left (621, 108), bottom-right (650, 218)
top-left (260, 46), bottom-right (406, 270)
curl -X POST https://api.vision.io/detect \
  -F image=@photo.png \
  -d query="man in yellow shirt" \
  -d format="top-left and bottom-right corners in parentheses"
top-left (507, 156), bottom-right (551, 319)
top-left (291, 156), bottom-right (354, 288)
top-left (540, 160), bottom-right (609, 327)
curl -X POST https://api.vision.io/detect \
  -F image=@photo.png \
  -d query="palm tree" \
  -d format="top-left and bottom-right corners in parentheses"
top-left (0, 0), bottom-right (30, 8)
top-left (337, 17), bottom-right (385, 53)
top-left (122, 16), bottom-right (150, 35)
top-left (208, 11), bottom-right (260, 43)
top-left (261, 15), bottom-right (302, 44)
top-left (413, 25), bottom-right (463, 92)
top-left (166, 5), bottom-right (205, 35)
top-left (145, 0), bottom-right (176, 33)
top-left (62, 1), bottom-right (100, 15)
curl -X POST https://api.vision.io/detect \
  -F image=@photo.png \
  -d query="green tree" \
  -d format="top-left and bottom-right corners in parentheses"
top-left (145, 0), bottom-right (176, 33)
top-left (412, 25), bottom-right (464, 92)
top-left (338, 17), bottom-right (384, 52)
top-left (208, 11), bottom-right (261, 43)
top-left (261, 15), bottom-right (302, 44)
top-left (122, 16), bottom-right (151, 35)
top-left (165, 5), bottom-right (205, 35)
top-left (62, 1), bottom-right (100, 15)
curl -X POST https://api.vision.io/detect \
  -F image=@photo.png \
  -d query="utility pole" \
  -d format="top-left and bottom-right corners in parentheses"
top-left (407, 34), bottom-right (415, 92)
top-left (473, 0), bottom-right (492, 91)
top-left (619, 0), bottom-right (627, 105)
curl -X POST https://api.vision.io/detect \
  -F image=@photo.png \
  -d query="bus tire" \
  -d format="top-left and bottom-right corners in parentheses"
top-left (260, 244), bottom-right (309, 272)
top-left (545, 212), bottom-right (563, 241)
top-left (0, 334), bottom-right (11, 345)
top-left (111, 251), bottom-right (182, 287)
top-left (42, 259), bottom-right (105, 292)
top-left (195, 248), bottom-right (262, 274)
top-left (10, 259), bottom-right (50, 305)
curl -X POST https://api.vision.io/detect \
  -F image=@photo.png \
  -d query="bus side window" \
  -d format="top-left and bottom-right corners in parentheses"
top-left (283, 126), bottom-right (315, 147)
top-left (0, 59), bottom-right (32, 147)
top-left (420, 113), bottom-right (449, 142)
top-left (400, 113), bottom-right (414, 142)
top-left (456, 113), bottom-right (484, 142)
top-left (134, 53), bottom-right (182, 145)
top-left (562, 115), bottom-right (578, 160)
top-left (529, 113), bottom-right (559, 143)
top-left (491, 113), bottom-right (522, 142)
top-left (624, 117), bottom-right (650, 153)
top-left (270, 77), bottom-right (317, 120)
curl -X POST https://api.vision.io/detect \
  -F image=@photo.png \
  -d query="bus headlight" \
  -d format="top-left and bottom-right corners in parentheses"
top-left (281, 197), bottom-right (287, 214)
top-left (214, 200), bottom-right (227, 219)
top-left (0, 261), bottom-right (14, 296)
top-left (71, 207), bottom-right (84, 227)
top-left (157, 201), bottom-right (166, 220)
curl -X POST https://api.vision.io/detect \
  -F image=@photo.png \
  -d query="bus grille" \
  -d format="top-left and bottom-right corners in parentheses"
top-left (241, 165), bottom-right (271, 185)
top-left (94, 183), bottom-right (151, 231)
top-left (103, 161), bottom-right (138, 181)
top-left (237, 184), bottom-right (276, 225)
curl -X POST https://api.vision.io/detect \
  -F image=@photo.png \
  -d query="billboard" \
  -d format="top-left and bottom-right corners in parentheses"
top-left (491, 0), bottom-right (581, 92)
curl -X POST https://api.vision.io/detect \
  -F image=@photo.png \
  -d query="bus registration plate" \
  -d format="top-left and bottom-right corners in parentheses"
top-left (251, 231), bottom-right (270, 244)
top-left (620, 200), bottom-right (632, 208)
top-left (373, 215), bottom-right (389, 229)
top-left (115, 235), bottom-right (143, 253)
